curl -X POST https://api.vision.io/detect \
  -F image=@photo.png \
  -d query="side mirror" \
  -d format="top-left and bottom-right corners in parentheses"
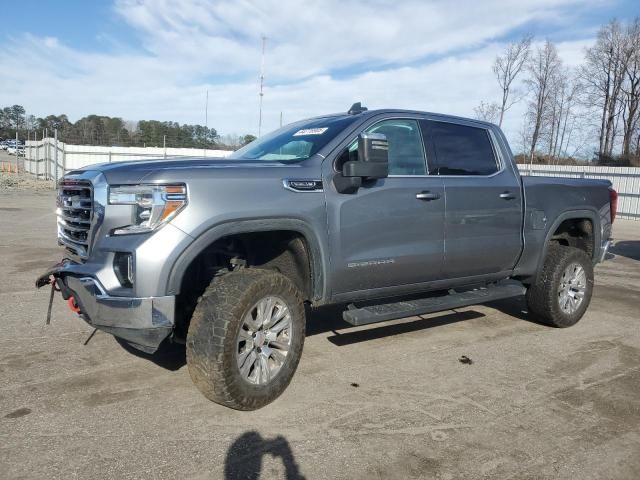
top-left (344, 133), bottom-right (389, 178)
top-left (334, 133), bottom-right (389, 194)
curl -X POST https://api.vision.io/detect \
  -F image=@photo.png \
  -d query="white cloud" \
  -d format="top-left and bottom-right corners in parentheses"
top-left (0, 0), bottom-right (601, 148)
top-left (114, 0), bottom-right (597, 80)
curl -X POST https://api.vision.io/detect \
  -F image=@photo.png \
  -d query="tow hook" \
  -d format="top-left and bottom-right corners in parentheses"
top-left (44, 276), bottom-right (59, 325)
top-left (68, 296), bottom-right (81, 314)
top-left (36, 264), bottom-right (77, 325)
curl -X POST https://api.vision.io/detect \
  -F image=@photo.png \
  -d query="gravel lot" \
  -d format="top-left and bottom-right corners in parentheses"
top-left (0, 150), bottom-right (55, 191)
top-left (1, 188), bottom-right (639, 480)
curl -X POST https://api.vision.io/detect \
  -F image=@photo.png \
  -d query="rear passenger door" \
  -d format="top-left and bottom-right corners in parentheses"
top-left (422, 120), bottom-right (523, 278)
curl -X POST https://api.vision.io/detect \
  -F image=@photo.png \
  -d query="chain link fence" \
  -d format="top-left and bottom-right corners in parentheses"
top-left (16, 129), bottom-right (233, 185)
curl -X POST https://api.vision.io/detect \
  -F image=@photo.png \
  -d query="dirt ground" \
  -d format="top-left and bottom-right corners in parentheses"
top-left (1, 188), bottom-right (639, 480)
top-left (0, 150), bottom-right (55, 191)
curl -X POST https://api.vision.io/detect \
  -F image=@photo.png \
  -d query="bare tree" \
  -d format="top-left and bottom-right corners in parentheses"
top-left (556, 77), bottom-right (582, 161)
top-left (539, 68), bottom-right (583, 163)
top-left (517, 121), bottom-right (533, 163)
top-left (473, 101), bottom-right (501, 123)
top-left (493, 35), bottom-right (533, 127)
top-left (622, 18), bottom-right (640, 159)
top-left (544, 70), bottom-right (565, 159)
top-left (525, 40), bottom-right (562, 163)
top-left (581, 20), bottom-right (633, 158)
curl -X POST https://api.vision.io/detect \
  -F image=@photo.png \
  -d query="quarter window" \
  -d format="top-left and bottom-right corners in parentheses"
top-left (429, 122), bottom-right (498, 176)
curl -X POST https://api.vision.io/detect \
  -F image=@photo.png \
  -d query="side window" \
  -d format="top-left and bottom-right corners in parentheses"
top-left (347, 119), bottom-right (427, 176)
top-left (429, 122), bottom-right (499, 176)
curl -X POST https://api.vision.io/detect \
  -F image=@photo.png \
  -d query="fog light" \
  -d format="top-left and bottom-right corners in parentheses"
top-left (114, 252), bottom-right (133, 287)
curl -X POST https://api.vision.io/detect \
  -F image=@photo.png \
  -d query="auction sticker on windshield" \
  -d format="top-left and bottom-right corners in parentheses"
top-left (293, 128), bottom-right (328, 136)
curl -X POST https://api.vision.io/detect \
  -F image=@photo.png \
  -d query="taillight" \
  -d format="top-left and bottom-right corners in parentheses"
top-left (609, 187), bottom-right (618, 223)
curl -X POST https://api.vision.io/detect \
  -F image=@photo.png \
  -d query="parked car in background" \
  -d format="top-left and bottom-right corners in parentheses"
top-left (7, 145), bottom-right (24, 156)
top-left (2, 139), bottom-right (22, 147)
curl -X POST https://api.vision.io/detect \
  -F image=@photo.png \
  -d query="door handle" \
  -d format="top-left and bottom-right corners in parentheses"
top-left (499, 191), bottom-right (516, 200)
top-left (416, 191), bottom-right (441, 201)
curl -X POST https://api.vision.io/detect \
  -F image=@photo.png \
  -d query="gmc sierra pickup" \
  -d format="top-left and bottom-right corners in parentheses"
top-left (37, 103), bottom-right (616, 410)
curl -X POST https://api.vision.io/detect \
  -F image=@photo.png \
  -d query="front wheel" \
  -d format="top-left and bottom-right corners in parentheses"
top-left (526, 244), bottom-right (594, 327)
top-left (186, 269), bottom-right (305, 410)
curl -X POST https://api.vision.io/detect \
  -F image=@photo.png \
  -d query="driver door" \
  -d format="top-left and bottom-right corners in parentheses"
top-left (323, 116), bottom-right (445, 300)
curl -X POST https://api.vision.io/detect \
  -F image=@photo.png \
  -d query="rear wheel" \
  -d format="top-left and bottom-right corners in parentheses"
top-left (186, 269), bottom-right (305, 410)
top-left (526, 243), bottom-right (594, 327)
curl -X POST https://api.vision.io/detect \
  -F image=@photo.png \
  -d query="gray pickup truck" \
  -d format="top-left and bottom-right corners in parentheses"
top-left (37, 103), bottom-right (617, 410)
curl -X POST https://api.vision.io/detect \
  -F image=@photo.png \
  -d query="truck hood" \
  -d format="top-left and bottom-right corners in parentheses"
top-left (70, 157), bottom-right (302, 184)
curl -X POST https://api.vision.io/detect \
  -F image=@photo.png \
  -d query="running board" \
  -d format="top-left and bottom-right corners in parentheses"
top-left (342, 281), bottom-right (526, 326)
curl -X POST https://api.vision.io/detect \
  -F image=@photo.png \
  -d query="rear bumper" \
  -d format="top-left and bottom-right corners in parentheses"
top-left (36, 261), bottom-right (174, 353)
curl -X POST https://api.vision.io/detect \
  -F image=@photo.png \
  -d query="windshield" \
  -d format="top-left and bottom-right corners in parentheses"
top-left (230, 115), bottom-right (357, 162)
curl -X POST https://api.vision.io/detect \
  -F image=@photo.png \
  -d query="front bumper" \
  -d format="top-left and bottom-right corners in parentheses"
top-left (36, 261), bottom-right (175, 353)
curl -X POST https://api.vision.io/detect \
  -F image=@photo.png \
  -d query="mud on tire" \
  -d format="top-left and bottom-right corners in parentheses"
top-left (526, 243), bottom-right (594, 328)
top-left (186, 269), bottom-right (305, 410)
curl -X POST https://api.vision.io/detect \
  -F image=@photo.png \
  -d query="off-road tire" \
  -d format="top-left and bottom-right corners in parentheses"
top-left (186, 269), bottom-right (305, 410)
top-left (526, 243), bottom-right (594, 327)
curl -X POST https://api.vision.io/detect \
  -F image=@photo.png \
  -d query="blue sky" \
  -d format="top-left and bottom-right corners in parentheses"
top-left (0, 0), bottom-right (638, 146)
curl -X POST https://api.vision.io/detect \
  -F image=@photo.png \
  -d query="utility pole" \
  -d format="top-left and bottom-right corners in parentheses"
top-left (27, 130), bottom-right (30, 174)
top-left (44, 128), bottom-right (51, 180)
top-left (280, 111), bottom-right (283, 128)
top-left (54, 129), bottom-right (59, 184)
top-left (43, 129), bottom-right (47, 180)
top-left (35, 130), bottom-right (39, 180)
top-left (15, 130), bottom-right (19, 174)
top-left (258, 35), bottom-right (266, 137)
top-left (15, 109), bottom-right (19, 173)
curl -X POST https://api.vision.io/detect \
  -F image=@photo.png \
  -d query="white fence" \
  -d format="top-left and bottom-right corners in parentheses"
top-left (22, 137), bottom-right (233, 183)
top-left (518, 164), bottom-right (640, 220)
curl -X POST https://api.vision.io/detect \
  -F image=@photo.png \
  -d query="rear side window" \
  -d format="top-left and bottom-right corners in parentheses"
top-left (428, 122), bottom-right (499, 176)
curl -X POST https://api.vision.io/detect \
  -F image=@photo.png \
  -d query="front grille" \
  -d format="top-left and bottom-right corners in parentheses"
top-left (57, 180), bottom-right (93, 260)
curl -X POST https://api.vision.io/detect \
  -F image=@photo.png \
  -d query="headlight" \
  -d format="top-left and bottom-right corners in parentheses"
top-left (108, 184), bottom-right (187, 235)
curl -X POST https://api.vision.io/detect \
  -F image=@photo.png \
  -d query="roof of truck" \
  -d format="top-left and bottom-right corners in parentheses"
top-left (305, 107), bottom-right (498, 130)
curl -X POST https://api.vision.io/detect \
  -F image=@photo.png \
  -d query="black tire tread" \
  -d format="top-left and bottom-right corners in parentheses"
top-left (526, 243), bottom-right (594, 328)
top-left (186, 269), bottom-right (305, 410)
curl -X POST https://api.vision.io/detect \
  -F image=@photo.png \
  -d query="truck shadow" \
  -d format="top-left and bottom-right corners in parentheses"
top-left (486, 295), bottom-right (566, 327)
top-left (315, 294), bottom-right (554, 346)
top-left (223, 431), bottom-right (305, 479)
top-left (115, 337), bottom-right (187, 371)
top-left (317, 309), bottom-right (486, 346)
top-left (116, 295), bottom-right (538, 368)
top-left (609, 241), bottom-right (640, 261)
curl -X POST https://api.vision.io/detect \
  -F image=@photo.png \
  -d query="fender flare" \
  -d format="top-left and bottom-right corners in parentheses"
top-left (165, 218), bottom-right (327, 302)
top-left (534, 208), bottom-right (602, 279)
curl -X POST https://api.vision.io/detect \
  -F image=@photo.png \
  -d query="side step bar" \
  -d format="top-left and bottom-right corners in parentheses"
top-left (342, 281), bottom-right (526, 326)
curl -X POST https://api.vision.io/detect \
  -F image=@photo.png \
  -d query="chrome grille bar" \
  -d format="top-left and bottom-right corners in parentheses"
top-left (57, 180), bottom-right (93, 260)
top-left (58, 212), bottom-right (91, 224)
